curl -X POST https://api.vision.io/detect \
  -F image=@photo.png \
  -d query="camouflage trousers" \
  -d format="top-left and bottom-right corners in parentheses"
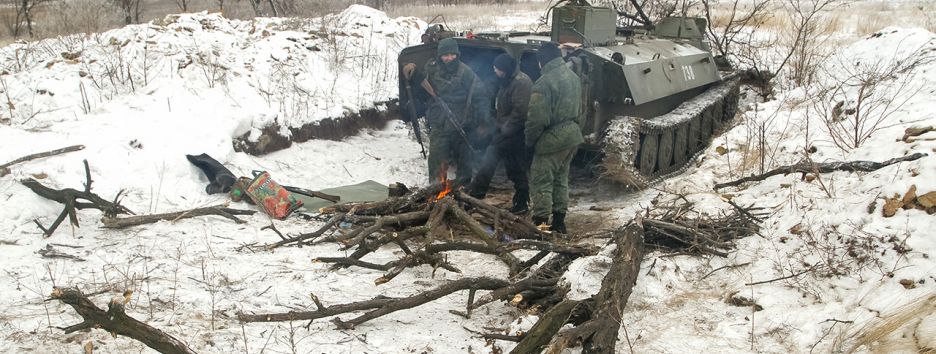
top-left (530, 147), bottom-right (576, 219)
top-left (428, 127), bottom-right (474, 186)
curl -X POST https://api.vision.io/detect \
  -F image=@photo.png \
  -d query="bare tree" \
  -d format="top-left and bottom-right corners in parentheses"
top-left (111, 0), bottom-right (144, 25)
top-left (2, 0), bottom-right (51, 38)
top-left (701, 0), bottom-right (772, 59)
top-left (174, 0), bottom-right (189, 12)
top-left (0, 0), bottom-right (26, 37)
top-left (243, 0), bottom-right (264, 16)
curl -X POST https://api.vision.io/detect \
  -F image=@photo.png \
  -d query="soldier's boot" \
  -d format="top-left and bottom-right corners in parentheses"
top-left (509, 189), bottom-right (529, 214)
top-left (549, 212), bottom-right (567, 234)
top-left (532, 215), bottom-right (549, 229)
top-left (468, 183), bottom-right (487, 200)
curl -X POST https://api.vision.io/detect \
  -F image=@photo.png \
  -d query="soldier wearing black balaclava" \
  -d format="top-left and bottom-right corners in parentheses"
top-left (469, 53), bottom-right (533, 214)
top-left (403, 38), bottom-right (485, 186)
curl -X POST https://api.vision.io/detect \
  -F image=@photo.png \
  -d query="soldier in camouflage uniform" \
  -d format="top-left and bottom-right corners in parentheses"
top-left (404, 38), bottom-right (486, 186)
top-left (469, 53), bottom-right (533, 214)
top-left (525, 42), bottom-right (582, 234)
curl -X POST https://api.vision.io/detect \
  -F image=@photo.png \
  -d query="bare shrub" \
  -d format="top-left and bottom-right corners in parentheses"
top-left (319, 14), bottom-right (350, 69)
top-left (814, 45), bottom-right (933, 151)
top-left (771, 219), bottom-right (891, 301)
top-left (81, 37), bottom-right (135, 98)
top-left (775, 0), bottom-right (850, 87)
top-left (42, 0), bottom-right (123, 37)
top-left (0, 74), bottom-right (14, 124)
top-left (603, 0), bottom-right (697, 28)
top-left (702, 0), bottom-right (774, 60)
top-left (191, 47), bottom-right (228, 89)
top-left (921, 3), bottom-right (936, 33)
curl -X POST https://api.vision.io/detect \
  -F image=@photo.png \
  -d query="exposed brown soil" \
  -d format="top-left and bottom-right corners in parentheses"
top-left (233, 101), bottom-right (400, 155)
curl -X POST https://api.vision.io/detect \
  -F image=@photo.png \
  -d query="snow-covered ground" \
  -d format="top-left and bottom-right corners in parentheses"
top-left (1, 4), bottom-right (935, 354)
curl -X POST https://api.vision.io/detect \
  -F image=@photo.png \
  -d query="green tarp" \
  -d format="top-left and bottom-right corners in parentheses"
top-left (295, 180), bottom-right (389, 212)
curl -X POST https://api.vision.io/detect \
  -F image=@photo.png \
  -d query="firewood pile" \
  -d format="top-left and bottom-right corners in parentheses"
top-left (640, 197), bottom-right (766, 257)
top-left (267, 181), bottom-right (593, 280)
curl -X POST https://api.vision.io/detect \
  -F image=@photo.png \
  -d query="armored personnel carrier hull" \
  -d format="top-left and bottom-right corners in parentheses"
top-left (398, 4), bottom-right (741, 188)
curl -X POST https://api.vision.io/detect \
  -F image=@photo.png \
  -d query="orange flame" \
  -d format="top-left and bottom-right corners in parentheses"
top-left (432, 162), bottom-right (452, 201)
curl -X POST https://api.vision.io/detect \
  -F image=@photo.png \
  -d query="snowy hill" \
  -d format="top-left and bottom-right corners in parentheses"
top-left (1, 4), bottom-right (935, 354)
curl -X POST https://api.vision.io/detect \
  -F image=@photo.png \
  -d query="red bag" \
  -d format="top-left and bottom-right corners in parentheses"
top-left (244, 171), bottom-right (303, 219)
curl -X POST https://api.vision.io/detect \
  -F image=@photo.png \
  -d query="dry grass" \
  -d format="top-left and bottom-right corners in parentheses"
top-left (844, 1), bottom-right (936, 35)
top-left (706, 2), bottom-right (782, 30)
top-left (706, 0), bottom-right (934, 37)
top-left (385, 1), bottom-right (549, 32)
top-left (834, 293), bottom-right (936, 353)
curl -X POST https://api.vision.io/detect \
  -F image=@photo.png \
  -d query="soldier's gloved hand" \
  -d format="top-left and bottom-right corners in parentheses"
top-left (402, 63), bottom-right (417, 80)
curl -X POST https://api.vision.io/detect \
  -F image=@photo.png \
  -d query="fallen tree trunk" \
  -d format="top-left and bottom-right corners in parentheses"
top-left (50, 288), bottom-right (194, 354)
top-left (0, 144), bottom-right (84, 177)
top-left (238, 276), bottom-right (510, 328)
top-left (22, 160), bottom-right (133, 236)
top-left (511, 224), bottom-right (644, 354)
top-left (714, 153), bottom-right (926, 190)
top-left (101, 204), bottom-right (255, 228)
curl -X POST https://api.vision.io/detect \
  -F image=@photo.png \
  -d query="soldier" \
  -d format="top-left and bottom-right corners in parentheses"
top-left (468, 53), bottom-right (533, 214)
top-left (525, 42), bottom-right (582, 234)
top-left (403, 38), bottom-right (485, 186)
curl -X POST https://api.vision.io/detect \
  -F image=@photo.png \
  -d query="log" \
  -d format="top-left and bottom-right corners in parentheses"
top-left (450, 203), bottom-right (522, 273)
top-left (315, 257), bottom-right (397, 271)
top-left (268, 212), bottom-right (346, 249)
top-left (101, 205), bottom-right (255, 228)
top-left (0, 144), bottom-right (85, 177)
top-left (50, 287), bottom-right (194, 354)
top-left (340, 226), bottom-right (429, 267)
top-left (467, 254), bottom-right (576, 318)
top-left (374, 250), bottom-right (460, 285)
top-left (714, 153), bottom-right (927, 190)
top-left (22, 161), bottom-right (133, 236)
top-left (455, 190), bottom-right (548, 239)
top-left (339, 210), bottom-right (430, 247)
top-left (511, 224), bottom-right (644, 354)
top-left (569, 224), bottom-right (644, 353)
top-left (238, 276), bottom-right (510, 329)
top-left (497, 240), bottom-right (599, 256)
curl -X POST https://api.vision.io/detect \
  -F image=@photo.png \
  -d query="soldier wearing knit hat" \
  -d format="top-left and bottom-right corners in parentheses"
top-left (469, 53), bottom-right (533, 214)
top-left (403, 38), bottom-right (485, 186)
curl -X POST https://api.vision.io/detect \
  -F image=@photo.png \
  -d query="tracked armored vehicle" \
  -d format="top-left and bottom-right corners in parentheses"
top-left (398, 0), bottom-right (740, 187)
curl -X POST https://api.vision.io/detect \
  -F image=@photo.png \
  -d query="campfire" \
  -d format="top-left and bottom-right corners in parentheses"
top-left (432, 163), bottom-right (453, 202)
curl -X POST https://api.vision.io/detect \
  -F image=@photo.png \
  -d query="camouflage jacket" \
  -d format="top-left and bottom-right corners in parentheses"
top-left (493, 71), bottom-right (533, 146)
top-left (525, 57), bottom-right (583, 154)
top-left (423, 59), bottom-right (484, 133)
